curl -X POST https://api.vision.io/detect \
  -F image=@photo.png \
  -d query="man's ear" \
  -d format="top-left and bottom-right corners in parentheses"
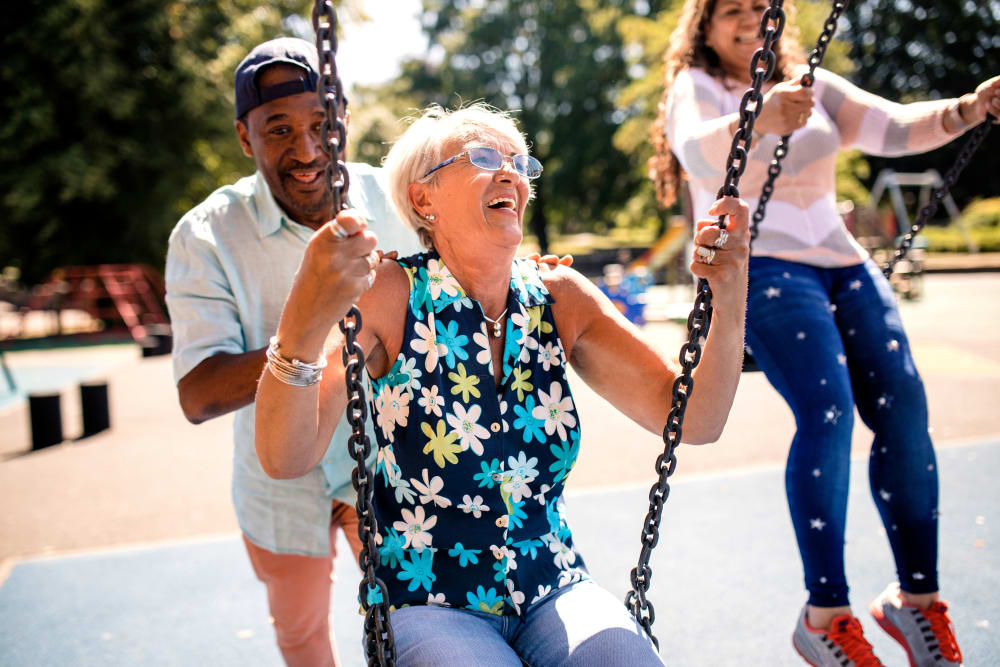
top-left (235, 119), bottom-right (254, 158)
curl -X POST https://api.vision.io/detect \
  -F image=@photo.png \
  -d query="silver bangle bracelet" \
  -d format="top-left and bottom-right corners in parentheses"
top-left (265, 336), bottom-right (327, 387)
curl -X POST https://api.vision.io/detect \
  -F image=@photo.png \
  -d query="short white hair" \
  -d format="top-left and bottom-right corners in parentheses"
top-left (383, 103), bottom-right (532, 249)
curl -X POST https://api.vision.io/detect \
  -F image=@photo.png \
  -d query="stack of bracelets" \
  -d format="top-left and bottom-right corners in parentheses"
top-left (265, 336), bottom-right (328, 386)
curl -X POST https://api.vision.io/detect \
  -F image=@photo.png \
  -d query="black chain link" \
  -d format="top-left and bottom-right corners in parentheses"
top-left (624, 0), bottom-right (786, 649)
top-left (882, 115), bottom-right (994, 278)
top-left (313, 2), bottom-right (395, 664)
top-left (750, 0), bottom-right (847, 246)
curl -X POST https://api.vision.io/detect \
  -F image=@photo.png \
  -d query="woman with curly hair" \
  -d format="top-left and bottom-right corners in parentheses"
top-left (651, 0), bottom-right (1000, 665)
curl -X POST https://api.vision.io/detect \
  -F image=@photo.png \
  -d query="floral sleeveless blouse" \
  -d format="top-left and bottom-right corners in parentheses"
top-left (367, 251), bottom-right (588, 617)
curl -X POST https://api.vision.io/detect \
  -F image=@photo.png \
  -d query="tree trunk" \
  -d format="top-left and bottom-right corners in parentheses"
top-left (530, 186), bottom-right (550, 254)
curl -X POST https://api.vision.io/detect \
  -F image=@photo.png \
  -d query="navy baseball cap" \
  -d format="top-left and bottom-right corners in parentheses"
top-left (234, 37), bottom-right (320, 119)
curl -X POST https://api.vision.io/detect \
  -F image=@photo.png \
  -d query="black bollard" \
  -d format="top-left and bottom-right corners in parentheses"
top-left (28, 393), bottom-right (63, 450)
top-left (80, 381), bottom-right (111, 438)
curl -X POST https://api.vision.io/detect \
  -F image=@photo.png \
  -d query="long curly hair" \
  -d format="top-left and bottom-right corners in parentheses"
top-left (649, 0), bottom-right (805, 208)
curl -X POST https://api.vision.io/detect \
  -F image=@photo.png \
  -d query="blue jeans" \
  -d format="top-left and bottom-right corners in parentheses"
top-left (388, 580), bottom-right (663, 666)
top-left (746, 257), bottom-right (940, 607)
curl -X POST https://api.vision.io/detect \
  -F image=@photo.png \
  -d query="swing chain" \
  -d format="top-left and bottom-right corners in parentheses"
top-left (314, 2), bottom-right (395, 665)
top-left (625, 280), bottom-right (712, 648)
top-left (882, 115), bottom-right (994, 278)
top-left (625, 0), bottom-right (786, 649)
top-left (750, 0), bottom-right (847, 246)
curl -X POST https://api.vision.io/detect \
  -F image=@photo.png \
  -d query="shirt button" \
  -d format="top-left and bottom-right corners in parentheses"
top-left (492, 472), bottom-right (504, 481)
top-left (495, 516), bottom-right (508, 528)
top-left (490, 422), bottom-right (501, 433)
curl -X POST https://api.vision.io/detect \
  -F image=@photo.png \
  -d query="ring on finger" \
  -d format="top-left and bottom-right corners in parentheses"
top-left (330, 221), bottom-right (350, 240)
top-left (366, 271), bottom-right (375, 289)
top-left (367, 251), bottom-right (379, 270)
top-left (695, 245), bottom-right (716, 265)
top-left (713, 229), bottom-right (729, 249)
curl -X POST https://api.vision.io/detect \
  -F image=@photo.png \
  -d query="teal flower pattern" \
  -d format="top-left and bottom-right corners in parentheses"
top-left (367, 251), bottom-right (588, 618)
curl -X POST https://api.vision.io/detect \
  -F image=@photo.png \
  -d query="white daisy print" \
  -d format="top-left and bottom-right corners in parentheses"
top-left (411, 314), bottom-right (448, 372)
top-left (447, 403), bottom-right (490, 455)
top-left (396, 355), bottom-right (423, 393)
top-left (550, 539), bottom-right (577, 569)
top-left (417, 385), bottom-right (445, 417)
top-left (557, 570), bottom-right (583, 588)
top-left (425, 258), bottom-right (460, 300)
top-left (458, 494), bottom-right (490, 518)
top-left (505, 579), bottom-right (525, 615)
top-left (531, 584), bottom-right (552, 604)
top-left (411, 469), bottom-right (452, 508)
top-left (473, 322), bottom-right (492, 366)
top-left (393, 506), bottom-right (437, 550)
top-left (538, 341), bottom-right (561, 371)
top-left (375, 383), bottom-right (410, 442)
top-left (532, 381), bottom-right (577, 441)
top-left (503, 474), bottom-right (533, 503)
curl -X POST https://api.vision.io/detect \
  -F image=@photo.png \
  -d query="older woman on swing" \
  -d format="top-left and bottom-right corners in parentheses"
top-left (255, 103), bottom-right (749, 665)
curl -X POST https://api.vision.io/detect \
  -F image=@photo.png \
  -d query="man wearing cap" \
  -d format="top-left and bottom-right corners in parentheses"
top-left (165, 37), bottom-right (421, 666)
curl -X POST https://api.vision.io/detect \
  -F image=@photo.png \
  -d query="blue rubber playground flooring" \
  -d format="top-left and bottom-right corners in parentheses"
top-left (2, 440), bottom-right (997, 666)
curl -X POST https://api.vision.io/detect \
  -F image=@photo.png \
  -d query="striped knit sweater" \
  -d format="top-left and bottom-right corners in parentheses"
top-left (666, 67), bottom-right (964, 267)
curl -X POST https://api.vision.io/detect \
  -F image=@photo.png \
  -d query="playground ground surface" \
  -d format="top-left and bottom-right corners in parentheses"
top-left (1, 272), bottom-right (998, 665)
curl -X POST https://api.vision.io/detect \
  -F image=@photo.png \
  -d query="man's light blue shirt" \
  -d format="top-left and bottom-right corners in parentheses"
top-left (165, 164), bottom-right (422, 556)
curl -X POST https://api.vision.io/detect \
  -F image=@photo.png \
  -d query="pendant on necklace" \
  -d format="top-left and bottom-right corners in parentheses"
top-left (492, 320), bottom-right (502, 338)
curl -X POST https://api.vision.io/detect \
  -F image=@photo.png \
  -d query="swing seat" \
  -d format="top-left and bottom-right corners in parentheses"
top-left (742, 349), bottom-right (762, 373)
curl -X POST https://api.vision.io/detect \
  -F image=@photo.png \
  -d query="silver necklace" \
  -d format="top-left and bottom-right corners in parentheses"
top-left (483, 307), bottom-right (509, 338)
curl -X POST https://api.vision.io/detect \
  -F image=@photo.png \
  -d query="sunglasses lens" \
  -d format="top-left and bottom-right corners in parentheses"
top-left (468, 147), bottom-right (503, 170)
top-left (514, 155), bottom-right (543, 179)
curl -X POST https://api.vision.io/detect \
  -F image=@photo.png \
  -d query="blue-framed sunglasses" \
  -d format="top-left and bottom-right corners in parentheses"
top-left (422, 146), bottom-right (543, 180)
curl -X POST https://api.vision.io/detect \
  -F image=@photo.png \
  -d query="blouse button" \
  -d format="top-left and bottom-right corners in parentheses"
top-left (492, 472), bottom-right (504, 482)
top-left (495, 516), bottom-right (508, 528)
top-left (490, 422), bottom-right (501, 433)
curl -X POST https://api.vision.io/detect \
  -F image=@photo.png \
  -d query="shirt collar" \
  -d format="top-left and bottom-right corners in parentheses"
top-left (253, 171), bottom-right (346, 238)
top-left (252, 172), bottom-right (287, 237)
top-left (424, 250), bottom-right (554, 309)
top-left (510, 257), bottom-right (554, 307)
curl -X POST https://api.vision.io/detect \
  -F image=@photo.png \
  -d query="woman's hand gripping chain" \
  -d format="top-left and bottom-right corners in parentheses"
top-left (690, 196), bottom-right (750, 293)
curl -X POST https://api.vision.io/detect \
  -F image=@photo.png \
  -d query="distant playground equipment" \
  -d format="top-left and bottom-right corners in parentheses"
top-left (849, 169), bottom-right (968, 300)
top-left (628, 215), bottom-right (690, 280)
top-left (3, 263), bottom-right (171, 355)
top-left (595, 216), bottom-right (690, 325)
top-left (596, 262), bottom-right (652, 325)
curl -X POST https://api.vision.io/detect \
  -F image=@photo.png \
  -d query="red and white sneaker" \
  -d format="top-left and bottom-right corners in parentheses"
top-left (792, 607), bottom-right (884, 666)
top-left (869, 582), bottom-right (963, 666)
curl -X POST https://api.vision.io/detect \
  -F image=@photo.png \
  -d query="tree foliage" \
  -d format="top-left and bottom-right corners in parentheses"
top-left (379, 0), bottom-right (676, 252)
top-left (839, 0), bottom-right (1000, 205)
top-left (4, 0), bottom-right (995, 285)
top-left (0, 0), bottom-right (319, 284)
